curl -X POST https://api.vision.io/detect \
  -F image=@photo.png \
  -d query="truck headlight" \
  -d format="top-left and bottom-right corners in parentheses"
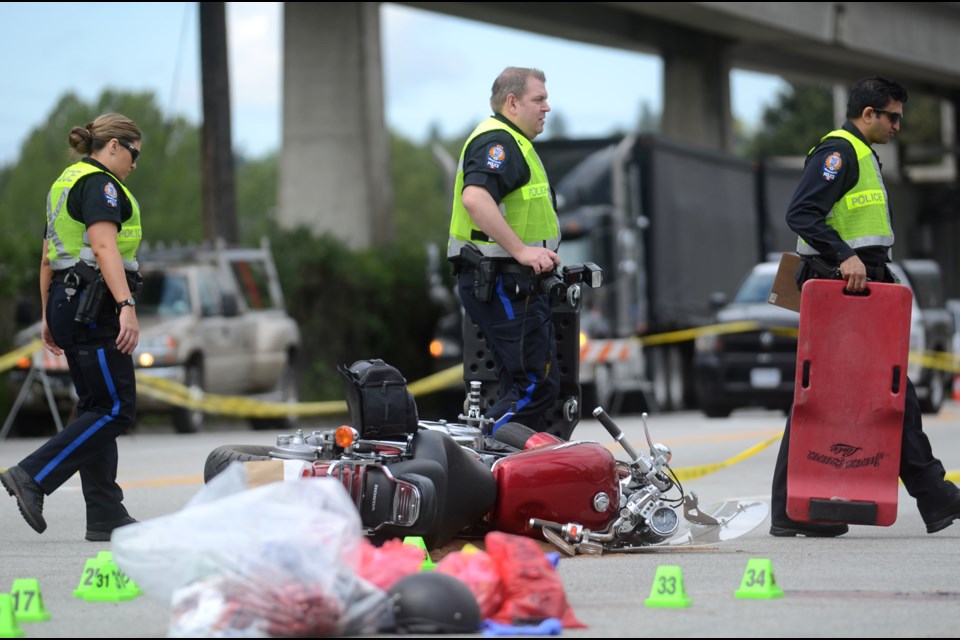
top-left (695, 333), bottom-right (721, 354)
top-left (429, 337), bottom-right (461, 360)
top-left (135, 336), bottom-right (179, 368)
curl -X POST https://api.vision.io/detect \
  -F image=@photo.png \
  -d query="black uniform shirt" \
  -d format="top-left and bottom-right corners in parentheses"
top-left (786, 121), bottom-right (890, 266)
top-left (461, 113), bottom-right (532, 204)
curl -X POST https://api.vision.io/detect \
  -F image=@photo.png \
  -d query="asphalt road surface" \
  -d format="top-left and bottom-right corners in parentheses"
top-left (1, 402), bottom-right (958, 637)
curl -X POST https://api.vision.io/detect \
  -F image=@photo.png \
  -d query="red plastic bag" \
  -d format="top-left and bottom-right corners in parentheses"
top-left (355, 538), bottom-right (425, 591)
top-left (436, 546), bottom-right (504, 619)
top-left (484, 532), bottom-right (585, 628)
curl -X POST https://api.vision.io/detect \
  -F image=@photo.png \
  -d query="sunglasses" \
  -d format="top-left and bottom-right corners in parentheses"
top-left (874, 109), bottom-right (903, 125)
top-left (118, 139), bottom-right (140, 163)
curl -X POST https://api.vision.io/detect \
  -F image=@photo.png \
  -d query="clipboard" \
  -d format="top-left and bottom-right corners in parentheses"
top-left (767, 252), bottom-right (801, 313)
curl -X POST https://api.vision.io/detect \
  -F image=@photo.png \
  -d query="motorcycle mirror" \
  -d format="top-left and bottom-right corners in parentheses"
top-left (640, 412), bottom-right (656, 455)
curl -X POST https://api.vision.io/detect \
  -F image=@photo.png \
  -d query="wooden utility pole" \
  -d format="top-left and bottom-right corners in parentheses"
top-left (199, 1), bottom-right (238, 244)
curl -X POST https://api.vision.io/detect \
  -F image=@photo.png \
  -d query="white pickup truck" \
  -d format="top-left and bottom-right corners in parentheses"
top-left (6, 238), bottom-right (302, 434)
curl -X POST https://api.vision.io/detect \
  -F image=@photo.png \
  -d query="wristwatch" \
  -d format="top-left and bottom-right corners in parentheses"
top-left (118, 297), bottom-right (136, 309)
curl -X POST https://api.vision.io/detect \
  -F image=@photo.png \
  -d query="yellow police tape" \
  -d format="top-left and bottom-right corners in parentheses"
top-left (637, 321), bottom-right (761, 346)
top-left (671, 434), bottom-right (784, 482)
top-left (0, 339), bottom-right (42, 374)
top-left (134, 365), bottom-right (467, 418)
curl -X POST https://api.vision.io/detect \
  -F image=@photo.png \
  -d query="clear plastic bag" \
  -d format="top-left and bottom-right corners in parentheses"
top-left (112, 463), bottom-right (388, 637)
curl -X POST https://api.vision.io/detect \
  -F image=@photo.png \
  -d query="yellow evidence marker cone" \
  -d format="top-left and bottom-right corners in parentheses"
top-left (402, 536), bottom-right (437, 571)
top-left (9, 578), bottom-right (51, 622)
top-left (0, 594), bottom-right (25, 638)
top-left (101, 553), bottom-right (143, 598)
top-left (735, 558), bottom-right (784, 599)
top-left (645, 565), bottom-right (692, 608)
top-left (73, 557), bottom-right (136, 603)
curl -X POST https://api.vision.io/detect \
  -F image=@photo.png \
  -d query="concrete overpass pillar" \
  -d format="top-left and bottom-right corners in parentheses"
top-left (278, 3), bottom-right (393, 248)
top-left (660, 35), bottom-right (732, 152)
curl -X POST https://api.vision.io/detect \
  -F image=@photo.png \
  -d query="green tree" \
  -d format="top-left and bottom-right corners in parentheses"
top-left (635, 101), bottom-right (660, 134)
top-left (896, 92), bottom-right (944, 166)
top-left (236, 152), bottom-right (278, 243)
top-left (745, 82), bottom-right (834, 158)
top-left (389, 130), bottom-right (454, 251)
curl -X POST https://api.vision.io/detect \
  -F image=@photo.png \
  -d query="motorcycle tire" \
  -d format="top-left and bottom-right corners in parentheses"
top-left (204, 444), bottom-right (274, 483)
top-left (492, 421), bottom-right (539, 449)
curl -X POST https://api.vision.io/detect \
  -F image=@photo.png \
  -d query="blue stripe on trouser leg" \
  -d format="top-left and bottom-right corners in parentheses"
top-left (496, 277), bottom-right (515, 320)
top-left (492, 374), bottom-right (538, 432)
top-left (36, 348), bottom-right (118, 483)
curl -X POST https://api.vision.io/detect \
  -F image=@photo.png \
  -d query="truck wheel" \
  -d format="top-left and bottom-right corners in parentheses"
top-left (667, 346), bottom-right (686, 411)
top-left (701, 402), bottom-right (733, 419)
top-left (649, 347), bottom-right (669, 411)
top-left (919, 368), bottom-right (945, 414)
top-left (650, 346), bottom-right (686, 412)
top-left (250, 356), bottom-right (299, 431)
top-left (583, 364), bottom-right (614, 414)
top-left (204, 444), bottom-right (274, 483)
top-left (172, 361), bottom-right (204, 434)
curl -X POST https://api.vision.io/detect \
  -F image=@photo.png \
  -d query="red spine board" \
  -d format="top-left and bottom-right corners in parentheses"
top-left (786, 279), bottom-right (911, 526)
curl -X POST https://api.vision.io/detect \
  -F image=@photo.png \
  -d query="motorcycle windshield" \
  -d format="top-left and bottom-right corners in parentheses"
top-left (663, 500), bottom-right (769, 546)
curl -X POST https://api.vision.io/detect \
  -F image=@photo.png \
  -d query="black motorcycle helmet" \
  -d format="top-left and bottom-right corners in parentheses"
top-left (386, 572), bottom-right (481, 634)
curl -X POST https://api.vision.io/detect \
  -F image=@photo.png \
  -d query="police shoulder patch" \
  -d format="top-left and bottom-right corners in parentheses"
top-left (102, 181), bottom-right (119, 208)
top-left (821, 151), bottom-right (843, 182)
top-left (824, 152), bottom-right (843, 172)
top-left (486, 144), bottom-right (506, 170)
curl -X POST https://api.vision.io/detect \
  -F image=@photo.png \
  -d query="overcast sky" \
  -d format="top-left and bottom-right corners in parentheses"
top-left (0, 2), bottom-right (786, 167)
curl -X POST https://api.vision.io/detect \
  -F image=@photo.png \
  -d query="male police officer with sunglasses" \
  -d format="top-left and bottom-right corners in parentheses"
top-left (770, 77), bottom-right (960, 538)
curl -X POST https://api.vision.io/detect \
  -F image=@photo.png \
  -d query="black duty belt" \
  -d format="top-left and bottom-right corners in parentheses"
top-left (51, 270), bottom-right (76, 284)
top-left (495, 262), bottom-right (534, 276)
top-left (453, 260), bottom-right (533, 277)
top-left (801, 256), bottom-right (893, 284)
top-left (51, 267), bottom-right (142, 288)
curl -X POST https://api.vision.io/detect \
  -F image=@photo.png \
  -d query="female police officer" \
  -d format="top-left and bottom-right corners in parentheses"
top-left (1, 113), bottom-right (143, 541)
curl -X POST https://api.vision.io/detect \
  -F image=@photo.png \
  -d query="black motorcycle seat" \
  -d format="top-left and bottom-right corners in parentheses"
top-left (387, 430), bottom-right (497, 549)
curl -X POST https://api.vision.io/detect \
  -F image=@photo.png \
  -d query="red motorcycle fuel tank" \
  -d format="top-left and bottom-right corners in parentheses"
top-left (490, 441), bottom-right (620, 535)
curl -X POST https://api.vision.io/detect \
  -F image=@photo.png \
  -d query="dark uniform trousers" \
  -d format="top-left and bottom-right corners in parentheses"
top-left (458, 269), bottom-right (560, 433)
top-left (20, 281), bottom-right (136, 524)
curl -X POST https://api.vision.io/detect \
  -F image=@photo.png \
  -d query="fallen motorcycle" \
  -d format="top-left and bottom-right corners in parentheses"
top-left (203, 379), bottom-right (768, 556)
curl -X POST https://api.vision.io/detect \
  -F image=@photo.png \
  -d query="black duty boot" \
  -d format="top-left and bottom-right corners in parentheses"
top-left (85, 515), bottom-right (139, 542)
top-left (922, 487), bottom-right (960, 534)
top-left (1, 466), bottom-right (47, 534)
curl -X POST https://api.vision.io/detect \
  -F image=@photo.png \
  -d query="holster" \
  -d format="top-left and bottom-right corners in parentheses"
top-left (455, 244), bottom-right (497, 303)
top-left (72, 262), bottom-right (108, 324)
